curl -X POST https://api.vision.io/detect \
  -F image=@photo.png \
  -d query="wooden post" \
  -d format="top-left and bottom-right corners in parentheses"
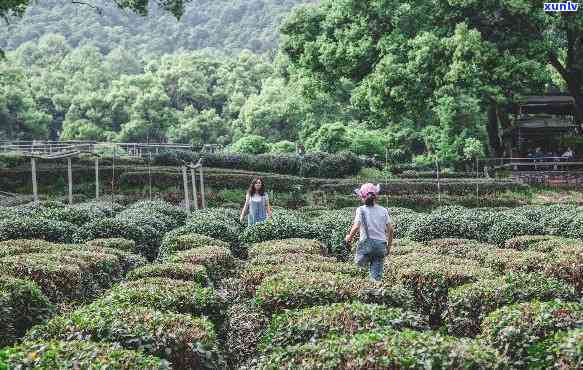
top-left (191, 166), bottom-right (199, 210)
top-left (67, 157), bottom-right (73, 205)
top-left (199, 166), bottom-right (206, 209)
top-left (95, 158), bottom-right (100, 200)
top-left (31, 157), bottom-right (38, 202)
top-left (435, 158), bottom-right (441, 204)
top-left (475, 157), bottom-right (479, 206)
top-left (182, 166), bottom-right (191, 213)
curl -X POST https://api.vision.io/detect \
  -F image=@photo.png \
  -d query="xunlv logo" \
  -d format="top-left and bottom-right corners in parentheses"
top-left (544, 1), bottom-right (579, 11)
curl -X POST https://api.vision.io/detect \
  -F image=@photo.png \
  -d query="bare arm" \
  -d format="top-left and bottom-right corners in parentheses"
top-left (240, 194), bottom-right (249, 222)
top-left (345, 222), bottom-right (360, 243)
top-left (386, 223), bottom-right (394, 247)
top-left (266, 198), bottom-right (273, 218)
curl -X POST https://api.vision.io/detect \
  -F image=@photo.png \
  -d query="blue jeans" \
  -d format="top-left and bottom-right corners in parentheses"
top-left (354, 238), bottom-right (388, 281)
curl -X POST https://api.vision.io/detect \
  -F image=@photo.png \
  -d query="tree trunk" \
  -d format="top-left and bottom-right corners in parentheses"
top-left (487, 102), bottom-right (503, 156)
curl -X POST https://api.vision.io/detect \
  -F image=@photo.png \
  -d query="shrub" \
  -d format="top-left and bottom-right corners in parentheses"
top-left (36, 206), bottom-right (104, 226)
top-left (168, 220), bottom-right (239, 255)
top-left (159, 233), bottom-right (230, 260)
top-left (100, 278), bottom-right (224, 321)
top-left (478, 249), bottom-right (550, 274)
top-left (503, 235), bottom-right (556, 250)
top-left (126, 263), bottom-right (208, 286)
top-left (254, 272), bottom-right (412, 315)
top-left (252, 329), bottom-right (506, 369)
top-left (1, 340), bottom-right (169, 369)
top-left (222, 303), bottom-right (270, 369)
top-left (387, 254), bottom-right (495, 327)
top-left (544, 245), bottom-right (583, 293)
top-left (529, 237), bottom-right (583, 253)
top-left (241, 262), bottom-right (364, 295)
top-left (239, 216), bottom-right (324, 245)
top-left (26, 302), bottom-right (220, 370)
top-left (86, 237), bottom-right (136, 252)
top-left (74, 200), bottom-right (124, 217)
top-left (0, 276), bottom-right (55, 347)
top-left (391, 238), bottom-right (425, 255)
top-left (166, 246), bottom-right (235, 281)
top-left (248, 239), bottom-right (325, 258)
top-left (0, 252), bottom-right (123, 303)
top-left (0, 217), bottom-right (78, 243)
top-left (487, 214), bottom-right (543, 246)
top-left (249, 253), bottom-right (336, 267)
top-left (261, 302), bottom-right (428, 351)
top-left (406, 214), bottom-right (463, 242)
top-left (446, 273), bottom-right (577, 337)
top-left (426, 239), bottom-right (495, 259)
top-left (126, 200), bottom-right (188, 226)
top-left (550, 329), bottom-right (583, 369)
top-left (480, 300), bottom-right (583, 368)
top-left (270, 140), bottom-right (296, 154)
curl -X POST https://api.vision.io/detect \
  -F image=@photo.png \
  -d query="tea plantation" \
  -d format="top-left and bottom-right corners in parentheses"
top-left (0, 200), bottom-right (581, 369)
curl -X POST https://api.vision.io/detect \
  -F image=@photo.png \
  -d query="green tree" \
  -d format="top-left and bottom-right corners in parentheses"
top-left (230, 134), bottom-right (270, 154)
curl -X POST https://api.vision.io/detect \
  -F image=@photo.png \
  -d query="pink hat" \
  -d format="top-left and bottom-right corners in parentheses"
top-left (356, 183), bottom-right (381, 199)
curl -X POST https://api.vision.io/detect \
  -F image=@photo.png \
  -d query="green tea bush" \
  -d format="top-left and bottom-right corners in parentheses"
top-left (261, 302), bottom-right (428, 351)
top-left (168, 220), bottom-right (239, 255)
top-left (0, 276), bottom-right (55, 347)
top-left (549, 329), bottom-right (583, 369)
top-left (166, 246), bottom-right (235, 281)
top-left (249, 253), bottom-right (336, 267)
top-left (0, 239), bottom-right (55, 258)
top-left (544, 245), bottom-right (583, 293)
top-left (488, 214), bottom-right (543, 246)
top-left (222, 302), bottom-right (270, 369)
top-left (0, 217), bottom-right (78, 243)
top-left (254, 272), bottom-right (412, 315)
top-left (425, 238), bottom-right (495, 259)
top-left (503, 235), bottom-right (556, 250)
top-left (248, 239), bottom-right (325, 258)
top-left (387, 254), bottom-right (495, 327)
top-left (74, 200), bottom-right (124, 217)
top-left (100, 278), bottom-right (224, 320)
top-left (252, 329), bottom-right (506, 369)
top-left (312, 208), bottom-right (354, 257)
top-left (35, 205), bottom-right (104, 226)
top-left (0, 251), bottom-right (124, 302)
top-left (126, 200), bottom-right (188, 227)
top-left (26, 302), bottom-right (220, 369)
top-left (159, 233), bottom-right (229, 260)
top-left (446, 273), bottom-right (577, 337)
top-left (478, 249), bottom-right (550, 274)
top-left (86, 237), bottom-right (136, 252)
top-left (241, 262), bottom-right (364, 295)
top-left (391, 238), bottom-right (425, 255)
top-left (239, 215), bottom-right (325, 246)
top-left (126, 263), bottom-right (208, 286)
top-left (481, 300), bottom-right (583, 368)
top-left (528, 237), bottom-right (583, 253)
top-left (1, 340), bottom-right (169, 369)
top-left (406, 214), bottom-right (463, 242)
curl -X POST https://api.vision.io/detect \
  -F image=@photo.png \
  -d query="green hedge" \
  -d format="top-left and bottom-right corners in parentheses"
top-left (126, 263), bottom-right (208, 285)
top-left (261, 302), bottom-right (428, 351)
top-left (166, 246), bottom-right (236, 281)
top-left (100, 278), bottom-right (224, 321)
top-left (544, 245), bottom-right (583, 293)
top-left (221, 303), bottom-right (270, 369)
top-left (159, 233), bottom-right (230, 260)
top-left (239, 215), bottom-right (325, 246)
top-left (0, 276), bottom-right (55, 347)
top-left (0, 340), bottom-right (169, 369)
top-left (0, 217), bottom-right (78, 243)
top-left (254, 272), bottom-right (412, 315)
top-left (549, 329), bottom-right (583, 369)
top-left (387, 254), bottom-right (495, 327)
top-left (249, 253), bottom-right (336, 267)
top-left (86, 237), bottom-right (136, 252)
top-left (0, 250), bottom-right (127, 303)
top-left (248, 239), bottom-right (325, 259)
top-left (241, 261), bottom-right (364, 295)
top-left (480, 300), bottom-right (583, 368)
top-left (25, 302), bottom-right (220, 370)
top-left (252, 329), bottom-right (506, 370)
top-left (446, 273), bottom-right (577, 337)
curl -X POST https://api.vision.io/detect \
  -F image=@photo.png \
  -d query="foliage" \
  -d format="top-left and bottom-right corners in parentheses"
top-left (261, 302), bottom-right (428, 351)
top-left (253, 329), bottom-right (506, 370)
top-left (1, 340), bottom-right (169, 369)
top-left (0, 276), bottom-right (55, 347)
top-left (126, 263), bottom-right (209, 286)
top-left (480, 300), bottom-right (583, 369)
top-left (159, 233), bottom-right (230, 260)
top-left (86, 237), bottom-right (136, 252)
top-left (270, 140), bottom-right (296, 154)
top-left (231, 135), bottom-right (271, 155)
top-left (0, 217), bottom-right (78, 243)
top-left (446, 273), bottom-right (577, 338)
top-left (247, 238), bottom-right (324, 258)
top-left (166, 246), bottom-right (236, 281)
top-left (25, 301), bottom-right (220, 370)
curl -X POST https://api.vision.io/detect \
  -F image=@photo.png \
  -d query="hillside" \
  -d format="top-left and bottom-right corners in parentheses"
top-left (0, 0), bottom-right (317, 55)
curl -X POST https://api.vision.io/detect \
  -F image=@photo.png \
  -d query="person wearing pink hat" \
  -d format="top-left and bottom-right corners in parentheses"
top-left (344, 183), bottom-right (393, 281)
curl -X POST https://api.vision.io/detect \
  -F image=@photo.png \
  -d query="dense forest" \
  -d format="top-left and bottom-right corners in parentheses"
top-left (1, 0), bottom-right (582, 165)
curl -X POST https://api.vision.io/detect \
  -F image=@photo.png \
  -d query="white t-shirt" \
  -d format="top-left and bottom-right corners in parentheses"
top-left (249, 193), bottom-right (268, 202)
top-left (353, 205), bottom-right (391, 242)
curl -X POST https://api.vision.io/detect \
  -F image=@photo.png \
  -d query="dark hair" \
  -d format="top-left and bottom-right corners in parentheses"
top-left (248, 177), bottom-right (266, 196)
top-left (364, 193), bottom-right (376, 207)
